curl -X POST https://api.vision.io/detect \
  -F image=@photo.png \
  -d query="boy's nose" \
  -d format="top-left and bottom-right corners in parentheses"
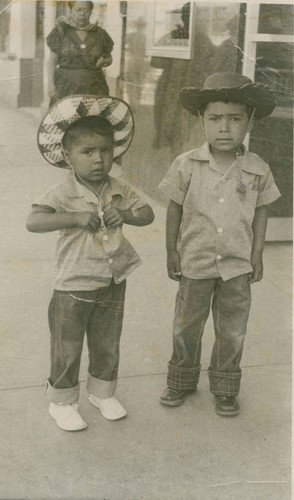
top-left (93, 151), bottom-right (103, 163)
top-left (220, 118), bottom-right (229, 131)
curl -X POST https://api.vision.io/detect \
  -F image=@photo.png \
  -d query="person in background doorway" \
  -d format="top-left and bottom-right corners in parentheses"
top-left (125, 17), bottom-right (147, 107)
top-left (150, 3), bottom-right (216, 150)
top-left (47, 1), bottom-right (113, 107)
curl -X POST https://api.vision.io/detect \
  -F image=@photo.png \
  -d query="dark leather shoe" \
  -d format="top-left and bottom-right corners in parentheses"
top-left (215, 395), bottom-right (240, 416)
top-left (160, 388), bottom-right (190, 406)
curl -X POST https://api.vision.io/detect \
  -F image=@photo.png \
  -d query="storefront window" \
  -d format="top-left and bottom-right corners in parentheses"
top-left (255, 42), bottom-right (293, 112)
top-left (122, 2), bottom-right (245, 198)
top-left (258, 3), bottom-right (294, 35)
top-left (250, 5), bottom-right (294, 217)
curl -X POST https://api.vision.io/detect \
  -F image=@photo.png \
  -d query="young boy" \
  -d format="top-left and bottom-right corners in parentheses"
top-left (158, 72), bottom-right (280, 416)
top-left (27, 95), bottom-right (154, 431)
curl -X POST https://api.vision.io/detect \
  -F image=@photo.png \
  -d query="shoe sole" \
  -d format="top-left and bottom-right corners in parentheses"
top-left (88, 397), bottom-right (127, 420)
top-left (215, 407), bottom-right (240, 416)
top-left (160, 397), bottom-right (185, 407)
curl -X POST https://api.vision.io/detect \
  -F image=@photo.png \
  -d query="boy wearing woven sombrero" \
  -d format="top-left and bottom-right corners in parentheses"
top-left (26, 95), bottom-right (154, 431)
top-left (158, 72), bottom-right (280, 416)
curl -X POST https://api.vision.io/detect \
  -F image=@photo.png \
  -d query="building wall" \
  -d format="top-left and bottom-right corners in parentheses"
top-left (0, 0), bottom-right (292, 237)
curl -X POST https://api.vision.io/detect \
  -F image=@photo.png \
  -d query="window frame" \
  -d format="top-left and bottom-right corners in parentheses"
top-left (146, 1), bottom-right (195, 59)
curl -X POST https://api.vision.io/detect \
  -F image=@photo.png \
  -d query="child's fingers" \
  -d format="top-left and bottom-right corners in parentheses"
top-left (168, 264), bottom-right (181, 281)
top-left (106, 215), bottom-right (122, 226)
top-left (248, 271), bottom-right (263, 284)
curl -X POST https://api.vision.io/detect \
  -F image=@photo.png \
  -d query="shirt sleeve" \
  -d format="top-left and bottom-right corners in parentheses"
top-left (100, 27), bottom-right (114, 54)
top-left (256, 167), bottom-right (281, 207)
top-left (120, 184), bottom-right (146, 212)
top-left (46, 25), bottom-right (63, 55)
top-left (32, 187), bottom-right (66, 213)
top-left (158, 156), bottom-right (192, 205)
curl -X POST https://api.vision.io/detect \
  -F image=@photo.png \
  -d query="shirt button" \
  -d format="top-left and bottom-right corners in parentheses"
top-left (219, 198), bottom-right (224, 203)
top-left (216, 255), bottom-right (222, 260)
top-left (103, 235), bottom-right (108, 241)
top-left (98, 211), bottom-right (104, 217)
top-left (217, 227), bottom-right (223, 234)
top-left (108, 258), bottom-right (113, 264)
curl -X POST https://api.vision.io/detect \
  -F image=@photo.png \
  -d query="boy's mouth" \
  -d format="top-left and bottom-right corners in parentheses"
top-left (91, 170), bottom-right (104, 175)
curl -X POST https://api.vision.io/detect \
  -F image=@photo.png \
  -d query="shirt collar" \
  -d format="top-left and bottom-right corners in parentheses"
top-left (66, 170), bottom-right (124, 203)
top-left (187, 142), bottom-right (266, 175)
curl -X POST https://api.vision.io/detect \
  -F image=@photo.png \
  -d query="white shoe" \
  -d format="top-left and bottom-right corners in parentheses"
top-left (49, 402), bottom-right (87, 431)
top-left (88, 395), bottom-right (127, 420)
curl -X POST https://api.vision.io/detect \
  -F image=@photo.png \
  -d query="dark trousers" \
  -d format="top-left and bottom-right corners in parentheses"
top-left (45, 280), bottom-right (126, 404)
top-left (167, 274), bottom-right (251, 396)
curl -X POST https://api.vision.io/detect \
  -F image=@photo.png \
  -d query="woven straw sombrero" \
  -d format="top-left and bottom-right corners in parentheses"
top-left (38, 95), bottom-right (134, 168)
top-left (180, 72), bottom-right (276, 119)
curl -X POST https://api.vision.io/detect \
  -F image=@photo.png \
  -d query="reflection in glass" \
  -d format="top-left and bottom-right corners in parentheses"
top-left (153, 2), bottom-right (190, 47)
top-left (258, 4), bottom-right (294, 35)
top-left (255, 42), bottom-right (293, 110)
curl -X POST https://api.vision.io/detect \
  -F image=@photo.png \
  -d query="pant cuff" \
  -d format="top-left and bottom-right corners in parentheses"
top-left (87, 373), bottom-right (117, 399)
top-left (208, 368), bottom-right (242, 396)
top-left (167, 362), bottom-right (201, 391)
top-left (45, 380), bottom-right (79, 405)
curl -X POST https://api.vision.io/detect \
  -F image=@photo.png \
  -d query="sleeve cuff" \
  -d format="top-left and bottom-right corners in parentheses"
top-left (158, 180), bottom-right (186, 205)
top-left (256, 185), bottom-right (281, 207)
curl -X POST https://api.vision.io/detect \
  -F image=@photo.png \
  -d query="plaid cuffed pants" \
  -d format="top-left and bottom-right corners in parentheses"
top-left (167, 274), bottom-right (251, 396)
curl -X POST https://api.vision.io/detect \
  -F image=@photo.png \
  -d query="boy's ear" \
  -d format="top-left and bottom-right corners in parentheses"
top-left (62, 147), bottom-right (69, 161)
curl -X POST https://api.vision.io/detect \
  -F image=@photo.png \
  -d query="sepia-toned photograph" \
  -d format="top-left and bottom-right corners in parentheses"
top-left (0, 0), bottom-right (292, 498)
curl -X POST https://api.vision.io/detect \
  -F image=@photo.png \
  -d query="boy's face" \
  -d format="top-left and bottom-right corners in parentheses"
top-left (202, 102), bottom-right (253, 153)
top-left (64, 132), bottom-right (114, 187)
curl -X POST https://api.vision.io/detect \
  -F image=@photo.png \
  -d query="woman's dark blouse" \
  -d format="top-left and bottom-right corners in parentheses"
top-left (47, 22), bottom-right (114, 69)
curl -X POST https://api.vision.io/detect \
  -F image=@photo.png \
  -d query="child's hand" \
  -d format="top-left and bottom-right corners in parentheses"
top-left (248, 252), bottom-right (263, 284)
top-left (167, 251), bottom-right (181, 281)
top-left (74, 212), bottom-right (101, 233)
top-left (103, 206), bottom-right (124, 228)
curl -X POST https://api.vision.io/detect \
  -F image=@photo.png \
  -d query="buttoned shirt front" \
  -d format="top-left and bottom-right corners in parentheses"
top-left (33, 172), bottom-right (146, 290)
top-left (158, 142), bottom-right (281, 281)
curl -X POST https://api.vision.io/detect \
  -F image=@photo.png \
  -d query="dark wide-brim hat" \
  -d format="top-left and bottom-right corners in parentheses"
top-left (180, 72), bottom-right (276, 119)
top-left (38, 95), bottom-right (134, 168)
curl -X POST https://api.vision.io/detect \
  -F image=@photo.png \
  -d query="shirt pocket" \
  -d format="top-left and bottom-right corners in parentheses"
top-left (60, 198), bottom-right (93, 213)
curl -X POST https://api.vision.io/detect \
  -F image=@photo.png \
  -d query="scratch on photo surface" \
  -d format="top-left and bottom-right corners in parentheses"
top-left (209, 480), bottom-right (290, 488)
top-left (0, 0), bottom-right (17, 17)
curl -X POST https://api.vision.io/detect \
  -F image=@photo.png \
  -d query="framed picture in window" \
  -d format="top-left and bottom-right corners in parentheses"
top-left (146, 2), bottom-right (195, 59)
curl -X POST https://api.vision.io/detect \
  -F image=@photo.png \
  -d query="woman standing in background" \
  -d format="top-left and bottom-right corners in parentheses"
top-left (47, 1), bottom-right (114, 107)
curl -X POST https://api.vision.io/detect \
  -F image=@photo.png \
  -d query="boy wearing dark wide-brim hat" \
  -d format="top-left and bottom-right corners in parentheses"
top-left (158, 72), bottom-right (280, 416)
top-left (27, 95), bottom-right (154, 431)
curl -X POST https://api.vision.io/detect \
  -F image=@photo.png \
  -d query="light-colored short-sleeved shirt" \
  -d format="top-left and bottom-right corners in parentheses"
top-left (158, 142), bottom-right (281, 281)
top-left (33, 171), bottom-right (146, 290)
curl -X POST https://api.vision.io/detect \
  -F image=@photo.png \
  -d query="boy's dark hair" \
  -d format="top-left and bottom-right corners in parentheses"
top-left (62, 116), bottom-right (114, 150)
top-left (199, 101), bottom-right (255, 119)
top-left (68, 1), bottom-right (94, 10)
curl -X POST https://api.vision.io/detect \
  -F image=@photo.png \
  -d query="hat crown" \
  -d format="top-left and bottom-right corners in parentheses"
top-left (204, 72), bottom-right (253, 90)
top-left (38, 95), bottom-right (134, 168)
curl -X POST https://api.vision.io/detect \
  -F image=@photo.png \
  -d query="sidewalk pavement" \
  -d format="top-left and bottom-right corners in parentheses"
top-left (0, 105), bottom-right (291, 500)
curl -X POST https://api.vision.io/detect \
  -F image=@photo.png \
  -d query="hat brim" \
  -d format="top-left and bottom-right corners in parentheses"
top-left (38, 95), bottom-right (134, 168)
top-left (180, 83), bottom-right (276, 119)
